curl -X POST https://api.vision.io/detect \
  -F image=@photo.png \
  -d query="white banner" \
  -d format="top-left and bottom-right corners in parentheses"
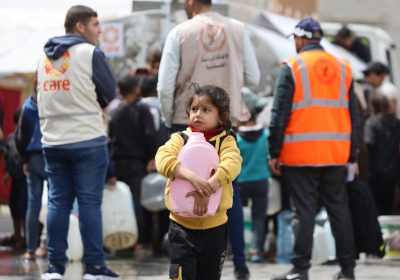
top-left (100, 22), bottom-right (124, 58)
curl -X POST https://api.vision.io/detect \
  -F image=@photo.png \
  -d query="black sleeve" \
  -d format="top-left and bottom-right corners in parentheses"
top-left (268, 64), bottom-right (295, 159)
top-left (141, 105), bottom-right (160, 159)
top-left (92, 48), bottom-right (116, 108)
top-left (15, 109), bottom-right (30, 162)
top-left (348, 80), bottom-right (361, 163)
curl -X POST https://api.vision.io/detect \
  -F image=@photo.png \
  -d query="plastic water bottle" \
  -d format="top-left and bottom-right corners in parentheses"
top-left (276, 209), bottom-right (294, 264)
top-left (169, 132), bottom-right (221, 217)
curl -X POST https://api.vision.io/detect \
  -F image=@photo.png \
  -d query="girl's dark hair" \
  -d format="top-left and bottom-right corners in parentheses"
top-left (64, 5), bottom-right (97, 33)
top-left (185, 82), bottom-right (231, 130)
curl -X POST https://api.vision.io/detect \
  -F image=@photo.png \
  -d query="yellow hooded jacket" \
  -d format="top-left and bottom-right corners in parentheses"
top-left (155, 128), bottom-right (242, 230)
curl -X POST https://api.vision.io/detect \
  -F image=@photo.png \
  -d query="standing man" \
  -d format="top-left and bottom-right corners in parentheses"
top-left (361, 61), bottom-right (390, 115)
top-left (157, 1), bottom-right (260, 279)
top-left (268, 18), bottom-right (360, 280)
top-left (36, 6), bottom-right (119, 280)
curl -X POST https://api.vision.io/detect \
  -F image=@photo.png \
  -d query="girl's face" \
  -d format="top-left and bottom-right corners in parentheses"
top-left (189, 95), bottom-right (221, 131)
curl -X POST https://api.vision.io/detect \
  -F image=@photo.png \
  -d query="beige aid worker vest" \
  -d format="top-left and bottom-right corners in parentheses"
top-left (173, 12), bottom-right (249, 126)
top-left (37, 43), bottom-right (106, 145)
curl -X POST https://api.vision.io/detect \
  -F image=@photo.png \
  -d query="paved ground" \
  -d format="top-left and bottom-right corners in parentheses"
top-left (0, 250), bottom-right (399, 280)
top-left (1, 205), bottom-right (399, 280)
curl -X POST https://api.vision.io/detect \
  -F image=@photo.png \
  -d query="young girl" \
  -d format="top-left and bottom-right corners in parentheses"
top-left (155, 83), bottom-right (242, 280)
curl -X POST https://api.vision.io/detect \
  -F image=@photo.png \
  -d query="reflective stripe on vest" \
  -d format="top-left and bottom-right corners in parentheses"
top-left (280, 51), bottom-right (352, 166)
top-left (284, 132), bottom-right (351, 143)
top-left (291, 57), bottom-right (348, 111)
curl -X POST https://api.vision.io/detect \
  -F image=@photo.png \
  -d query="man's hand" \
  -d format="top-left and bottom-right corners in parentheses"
top-left (146, 159), bottom-right (156, 172)
top-left (269, 158), bottom-right (281, 176)
top-left (186, 191), bottom-right (210, 216)
top-left (23, 163), bottom-right (29, 176)
top-left (106, 176), bottom-right (117, 186)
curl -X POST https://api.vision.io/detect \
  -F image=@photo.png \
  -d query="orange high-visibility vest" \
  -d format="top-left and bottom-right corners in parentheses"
top-left (279, 50), bottom-right (353, 166)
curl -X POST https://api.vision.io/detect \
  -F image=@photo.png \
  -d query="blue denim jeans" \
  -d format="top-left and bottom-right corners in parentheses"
top-left (238, 179), bottom-right (268, 254)
top-left (43, 144), bottom-right (108, 267)
top-left (26, 154), bottom-right (47, 253)
top-left (227, 180), bottom-right (246, 269)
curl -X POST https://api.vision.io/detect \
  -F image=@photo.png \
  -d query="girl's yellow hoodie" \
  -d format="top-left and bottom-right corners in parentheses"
top-left (155, 128), bottom-right (242, 230)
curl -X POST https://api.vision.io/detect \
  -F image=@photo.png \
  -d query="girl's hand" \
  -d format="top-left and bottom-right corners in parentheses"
top-left (186, 191), bottom-right (209, 215)
top-left (174, 163), bottom-right (214, 197)
top-left (190, 175), bottom-right (214, 197)
top-left (208, 169), bottom-right (220, 193)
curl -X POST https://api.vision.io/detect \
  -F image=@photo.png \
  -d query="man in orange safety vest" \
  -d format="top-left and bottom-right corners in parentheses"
top-left (268, 18), bottom-right (361, 280)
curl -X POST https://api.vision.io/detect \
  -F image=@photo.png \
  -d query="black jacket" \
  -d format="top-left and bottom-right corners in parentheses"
top-left (109, 99), bottom-right (160, 163)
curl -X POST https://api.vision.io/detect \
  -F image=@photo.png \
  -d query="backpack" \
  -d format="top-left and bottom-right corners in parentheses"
top-left (347, 176), bottom-right (385, 257)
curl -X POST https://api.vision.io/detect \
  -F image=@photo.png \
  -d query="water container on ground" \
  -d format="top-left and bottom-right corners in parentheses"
top-left (102, 181), bottom-right (138, 250)
top-left (141, 172), bottom-right (167, 211)
top-left (378, 215), bottom-right (400, 259)
top-left (66, 214), bottom-right (83, 261)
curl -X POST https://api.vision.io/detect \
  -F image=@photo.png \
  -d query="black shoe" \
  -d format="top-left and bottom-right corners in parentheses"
top-left (83, 265), bottom-right (120, 280)
top-left (271, 268), bottom-right (309, 280)
top-left (234, 265), bottom-right (250, 280)
top-left (41, 264), bottom-right (65, 280)
top-left (333, 272), bottom-right (355, 280)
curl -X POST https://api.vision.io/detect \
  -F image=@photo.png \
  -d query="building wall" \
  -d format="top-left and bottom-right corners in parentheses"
top-left (269, 0), bottom-right (318, 19)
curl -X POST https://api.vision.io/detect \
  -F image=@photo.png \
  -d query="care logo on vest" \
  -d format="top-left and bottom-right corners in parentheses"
top-left (44, 51), bottom-right (70, 77)
top-left (43, 51), bottom-right (71, 92)
top-left (314, 58), bottom-right (337, 84)
top-left (200, 23), bottom-right (227, 52)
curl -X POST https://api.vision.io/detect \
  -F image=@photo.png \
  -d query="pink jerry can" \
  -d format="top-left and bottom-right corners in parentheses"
top-left (170, 132), bottom-right (222, 217)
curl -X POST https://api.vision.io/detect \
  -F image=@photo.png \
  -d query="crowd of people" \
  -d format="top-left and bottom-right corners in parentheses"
top-left (1, 1), bottom-right (400, 280)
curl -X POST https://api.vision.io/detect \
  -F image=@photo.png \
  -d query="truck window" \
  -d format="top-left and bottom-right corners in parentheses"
top-left (325, 33), bottom-right (371, 63)
top-left (386, 49), bottom-right (395, 83)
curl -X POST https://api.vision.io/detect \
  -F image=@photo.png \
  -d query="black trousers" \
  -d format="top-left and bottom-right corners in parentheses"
top-left (168, 221), bottom-right (228, 280)
top-left (369, 173), bottom-right (397, 215)
top-left (282, 166), bottom-right (356, 276)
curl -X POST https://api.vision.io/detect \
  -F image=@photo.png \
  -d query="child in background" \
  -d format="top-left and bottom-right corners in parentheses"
top-left (109, 75), bottom-right (159, 248)
top-left (155, 83), bottom-right (242, 280)
top-left (3, 109), bottom-right (27, 250)
top-left (237, 110), bottom-right (270, 263)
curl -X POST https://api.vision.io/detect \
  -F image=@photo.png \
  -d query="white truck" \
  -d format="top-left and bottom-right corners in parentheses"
top-left (321, 22), bottom-right (399, 88)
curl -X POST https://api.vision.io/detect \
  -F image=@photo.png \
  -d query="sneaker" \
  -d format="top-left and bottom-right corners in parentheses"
top-left (333, 272), bottom-right (355, 280)
top-left (234, 266), bottom-right (250, 280)
top-left (41, 264), bottom-right (65, 280)
top-left (271, 268), bottom-right (309, 280)
top-left (83, 265), bottom-right (120, 280)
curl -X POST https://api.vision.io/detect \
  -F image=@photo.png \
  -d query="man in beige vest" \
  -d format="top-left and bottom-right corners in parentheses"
top-left (157, 1), bottom-right (260, 280)
top-left (158, 0), bottom-right (260, 130)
